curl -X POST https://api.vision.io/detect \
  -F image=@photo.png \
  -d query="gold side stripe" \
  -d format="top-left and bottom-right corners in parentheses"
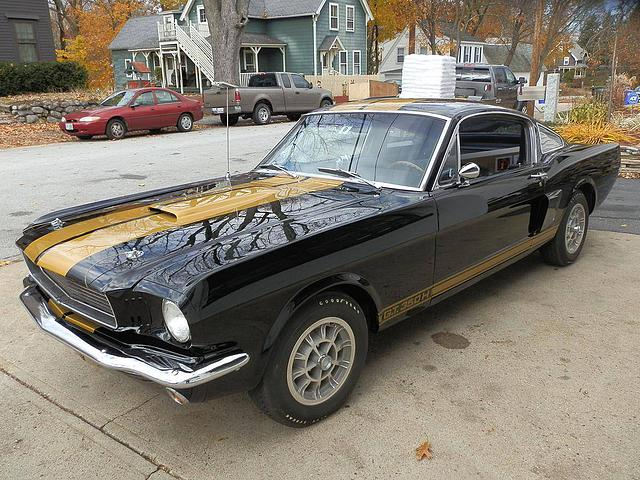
top-left (378, 227), bottom-right (558, 324)
top-left (47, 299), bottom-right (97, 333)
top-left (25, 175), bottom-right (298, 263)
top-left (36, 177), bottom-right (342, 277)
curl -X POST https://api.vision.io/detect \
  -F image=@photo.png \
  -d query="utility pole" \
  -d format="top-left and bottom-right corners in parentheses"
top-left (527, 0), bottom-right (545, 117)
top-left (607, 29), bottom-right (618, 122)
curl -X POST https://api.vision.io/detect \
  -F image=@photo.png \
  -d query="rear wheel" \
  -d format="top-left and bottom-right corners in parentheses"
top-left (219, 113), bottom-right (239, 126)
top-left (252, 102), bottom-right (271, 125)
top-left (106, 119), bottom-right (126, 140)
top-left (177, 113), bottom-right (193, 132)
top-left (541, 191), bottom-right (589, 266)
top-left (249, 292), bottom-right (368, 427)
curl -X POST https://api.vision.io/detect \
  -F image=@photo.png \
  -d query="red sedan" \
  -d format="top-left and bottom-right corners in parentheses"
top-left (59, 88), bottom-right (204, 140)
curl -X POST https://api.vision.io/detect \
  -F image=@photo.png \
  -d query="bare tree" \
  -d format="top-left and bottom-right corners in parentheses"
top-left (202, 0), bottom-right (250, 84)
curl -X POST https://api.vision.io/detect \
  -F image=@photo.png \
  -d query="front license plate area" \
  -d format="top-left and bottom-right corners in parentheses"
top-left (65, 123), bottom-right (74, 131)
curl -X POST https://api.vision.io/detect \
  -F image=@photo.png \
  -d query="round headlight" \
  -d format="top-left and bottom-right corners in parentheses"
top-left (162, 300), bottom-right (191, 343)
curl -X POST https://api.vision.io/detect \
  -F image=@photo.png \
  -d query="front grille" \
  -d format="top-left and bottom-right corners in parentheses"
top-left (26, 259), bottom-right (117, 328)
top-left (44, 270), bottom-right (115, 317)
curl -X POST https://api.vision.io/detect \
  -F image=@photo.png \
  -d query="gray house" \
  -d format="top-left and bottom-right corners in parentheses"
top-left (109, 0), bottom-right (372, 91)
top-left (0, 0), bottom-right (56, 63)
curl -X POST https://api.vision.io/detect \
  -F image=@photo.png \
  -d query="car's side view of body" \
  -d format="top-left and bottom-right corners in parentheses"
top-left (20, 99), bottom-right (619, 427)
top-left (59, 87), bottom-right (204, 140)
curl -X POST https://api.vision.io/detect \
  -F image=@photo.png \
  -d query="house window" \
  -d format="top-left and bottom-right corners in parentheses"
top-left (13, 22), bottom-right (38, 63)
top-left (463, 46), bottom-right (472, 63)
top-left (352, 50), bottom-right (361, 75)
top-left (346, 5), bottom-right (355, 32)
top-left (329, 3), bottom-right (339, 31)
top-left (197, 5), bottom-right (206, 24)
top-left (125, 59), bottom-right (133, 79)
top-left (563, 56), bottom-right (570, 66)
top-left (339, 50), bottom-right (348, 74)
top-left (397, 47), bottom-right (405, 63)
top-left (243, 50), bottom-right (256, 72)
top-left (473, 46), bottom-right (482, 63)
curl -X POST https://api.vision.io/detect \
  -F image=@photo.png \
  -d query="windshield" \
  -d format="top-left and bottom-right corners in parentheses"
top-left (261, 112), bottom-right (446, 189)
top-left (100, 91), bottom-right (135, 107)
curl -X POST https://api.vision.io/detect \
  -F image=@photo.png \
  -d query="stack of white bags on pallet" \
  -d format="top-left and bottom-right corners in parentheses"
top-left (399, 54), bottom-right (456, 99)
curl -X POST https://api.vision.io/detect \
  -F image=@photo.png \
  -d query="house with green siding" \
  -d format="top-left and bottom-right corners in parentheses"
top-left (108, 0), bottom-right (372, 92)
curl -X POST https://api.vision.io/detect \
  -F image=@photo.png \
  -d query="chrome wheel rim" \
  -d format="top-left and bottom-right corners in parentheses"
top-left (565, 203), bottom-right (586, 254)
top-left (111, 122), bottom-right (124, 137)
top-left (180, 115), bottom-right (192, 129)
top-left (258, 107), bottom-right (269, 123)
top-left (286, 317), bottom-right (355, 406)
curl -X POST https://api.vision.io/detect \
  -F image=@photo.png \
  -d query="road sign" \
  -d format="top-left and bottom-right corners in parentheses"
top-left (624, 90), bottom-right (639, 106)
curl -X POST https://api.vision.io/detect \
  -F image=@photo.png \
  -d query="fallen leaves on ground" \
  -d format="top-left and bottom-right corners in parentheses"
top-left (0, 123), bottom-right (73, 149)
top-left (415, 441), bottom-right (433, 461)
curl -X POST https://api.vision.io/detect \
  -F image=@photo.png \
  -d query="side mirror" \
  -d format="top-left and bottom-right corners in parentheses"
top-left (459, 162), bottom-right (480, 180)
top-left (308, 83), bottom-right (313, 89)
top-left (519, 77), bottom-right (527, 85)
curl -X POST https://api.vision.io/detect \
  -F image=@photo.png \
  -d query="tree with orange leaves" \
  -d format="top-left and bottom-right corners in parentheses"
top-left (56, 0), bottom-right (148, 89)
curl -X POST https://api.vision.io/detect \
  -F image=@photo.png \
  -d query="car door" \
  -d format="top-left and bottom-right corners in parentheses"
top-left (279, 73), bottom-right (295, 112)
top-left (126, 91), bottom-right (159, 130)
top-left (153, 89), bottom-right (182, 126)
top-left (430, 113), bottom-right (546, 297)
top-left (290, 74), bottom-right (318, 111)
top-left (494, 67), bottom-right (519, 108)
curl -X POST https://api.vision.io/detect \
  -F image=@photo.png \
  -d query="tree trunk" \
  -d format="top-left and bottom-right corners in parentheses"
top-left (203, 0), bottom-right (249, 85)
top-left (527, 0), bottom-right (545, 116)
top-left (408, 24), bottom-right (416, 54)
top-left (51, 0), bottom-right (67, 48)
top-left (504, 10), bottom-right (524, 67)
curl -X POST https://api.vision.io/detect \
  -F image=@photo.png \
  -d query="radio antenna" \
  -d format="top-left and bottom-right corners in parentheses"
top-left (212, 81), bottom-right (237, 182)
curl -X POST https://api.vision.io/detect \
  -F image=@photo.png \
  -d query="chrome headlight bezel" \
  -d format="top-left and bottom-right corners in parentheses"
top-left (161, 299), bottom-right (191, 343)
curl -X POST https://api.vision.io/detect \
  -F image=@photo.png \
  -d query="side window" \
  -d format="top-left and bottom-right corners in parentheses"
top-left (458, 116), bottom-right (528, 178)
top-left (494, 67), bottom-right (507, 84)
top-left (248, 73), bottom-right (278, 87)
top-left (134, 92), bottom-right (155, 106)
top-left (292, 74), bottom-right (310, 89)
top-left (155, 90), bottom-right (179, 103)
top-left (539, 125), bottom-right (565, 154)
top-left (281, 74), bottom-right (291, 88)
top-left (438, 136), bottom-right (460, 186)
top-left (504, 68), bottom-right (517, 85)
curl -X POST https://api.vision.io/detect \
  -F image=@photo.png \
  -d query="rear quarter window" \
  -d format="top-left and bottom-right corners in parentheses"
top-left (539, 125), bottom-right (565, 154)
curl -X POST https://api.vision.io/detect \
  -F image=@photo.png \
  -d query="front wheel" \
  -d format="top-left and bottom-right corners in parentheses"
top-left (252, 102), bottom-right (271, 125)
top-left (320, 98), bottom-right (333, 108)
top-left (249, 292), bottom-right (368, 427)
top-left (177, 113), bottom-right (193, 132)
top-left (541, 191), bottom-right (589, 266)
top-left (106, 119), bottom-right (126, 140)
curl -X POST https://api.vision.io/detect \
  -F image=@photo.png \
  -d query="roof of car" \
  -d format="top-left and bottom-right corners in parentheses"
top-left (325, 98), bottom-right (518, 119)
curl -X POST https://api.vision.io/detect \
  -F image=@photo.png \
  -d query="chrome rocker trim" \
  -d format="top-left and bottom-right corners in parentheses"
top-left (20, 285), bottom-right (250, 389)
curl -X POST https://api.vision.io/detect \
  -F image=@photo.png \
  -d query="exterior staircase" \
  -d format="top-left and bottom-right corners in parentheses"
top-left (158, 22), bottom-right (215, 84)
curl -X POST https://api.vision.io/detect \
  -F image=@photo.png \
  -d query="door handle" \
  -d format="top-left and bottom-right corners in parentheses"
top-left (529, 172), bottom-right (548, 179)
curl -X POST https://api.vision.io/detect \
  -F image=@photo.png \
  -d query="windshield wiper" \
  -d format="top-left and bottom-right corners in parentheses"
top-left (318, 168), bottom-right (379, 189)
top-left (255, 164), bottom-right (298, 178)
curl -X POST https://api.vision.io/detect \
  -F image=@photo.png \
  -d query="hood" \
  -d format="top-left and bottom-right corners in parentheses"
top-left (64, 105), bottom-right (122, 119)
top-left (19, 173), bottom-right (385, 293)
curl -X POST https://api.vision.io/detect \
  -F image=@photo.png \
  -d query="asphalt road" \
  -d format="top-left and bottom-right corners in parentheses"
top-left (590, 178), bottom-right (640, 235)
top-left (0, 121), bottom-right (294, 259)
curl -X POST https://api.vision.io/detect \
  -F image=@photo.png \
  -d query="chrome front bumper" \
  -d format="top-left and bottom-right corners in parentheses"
top-left (20, 285), bottom-right (249, 389)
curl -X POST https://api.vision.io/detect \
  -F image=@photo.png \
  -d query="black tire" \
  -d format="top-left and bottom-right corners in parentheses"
top-left (177, 113), bottom-right (194, 132)
top-left (219, 113), bottom-right (239, 126)
top-left (287, 113), bottom-right (301, 122)
top-left (541, 191), bottom-right (590, 266)
top-left (249, 291), bottom-right (368, 427)
top-left (105, 119), bottom-right (126, 140)
top-left (77, 135), bottom-right (93, 141)
top-left (320, 98), bottom-right (333, 108)
top-left (252, 102), bottom-right (271, 125)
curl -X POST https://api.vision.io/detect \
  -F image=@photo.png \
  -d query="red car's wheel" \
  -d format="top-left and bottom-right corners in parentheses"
top-left (106, 119), bottom-right (126, 140)
top-left (177, 113), bottom-right (193, 132)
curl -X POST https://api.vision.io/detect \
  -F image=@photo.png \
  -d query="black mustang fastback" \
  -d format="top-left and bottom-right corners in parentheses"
top-left (18, 99), bottom-right (620, 427)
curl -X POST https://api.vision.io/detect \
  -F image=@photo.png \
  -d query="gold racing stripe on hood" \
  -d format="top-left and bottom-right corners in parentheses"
top-left (23, 175), bottom-right (299, 263)
top-left (35, 176), bottom-right (343, 276)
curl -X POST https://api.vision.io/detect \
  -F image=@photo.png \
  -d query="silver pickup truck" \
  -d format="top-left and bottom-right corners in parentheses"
top-left (204, 72), bottom-right (334, 126)
top-left (455, 64), bottom-right (529, 112)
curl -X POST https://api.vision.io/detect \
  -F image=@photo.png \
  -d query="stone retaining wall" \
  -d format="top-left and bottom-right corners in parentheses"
top-left (0, 100), bottom-right (100, 124)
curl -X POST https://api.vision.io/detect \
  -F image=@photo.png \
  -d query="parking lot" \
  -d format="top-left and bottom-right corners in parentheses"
top-left (0, 126), bottom-right (639, 479)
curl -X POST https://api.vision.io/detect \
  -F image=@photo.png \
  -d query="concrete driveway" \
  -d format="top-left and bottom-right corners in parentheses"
top-left (1, 230), bottom-right (639, 480)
